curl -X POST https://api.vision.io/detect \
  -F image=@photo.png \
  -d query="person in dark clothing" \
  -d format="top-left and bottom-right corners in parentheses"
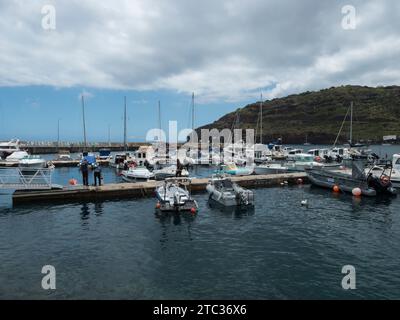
top-left (80, 159), bottom-right (89, 186)
top-left (176, 159), bottom-right (183, 177)
top-left (94, 165), bottom-right (102, 186)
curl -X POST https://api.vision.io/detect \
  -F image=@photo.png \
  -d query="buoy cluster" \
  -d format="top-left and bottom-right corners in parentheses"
top-left (332, 184), bottom-right (362, 197)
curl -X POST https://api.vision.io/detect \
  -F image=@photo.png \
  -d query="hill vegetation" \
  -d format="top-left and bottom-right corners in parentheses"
top-left (198, 85), bottom-right (400, 144)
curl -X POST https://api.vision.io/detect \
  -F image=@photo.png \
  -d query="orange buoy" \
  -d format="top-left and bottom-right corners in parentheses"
top-left (69, 179), bottom-right (77, 186)
top-left (190, 207), bottom-right (197, 215)
top-left (333, 185), bottom-right (340, 193)
top-left (315, 156), bottom-right (322, 162)
top-left (352, 188), bottom-right (362, 197)
top-left (156, 202), bottom-right (161, 209)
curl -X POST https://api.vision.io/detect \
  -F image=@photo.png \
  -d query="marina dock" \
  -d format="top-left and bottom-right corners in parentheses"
top-left (12, 172), bottom-right (308, 205)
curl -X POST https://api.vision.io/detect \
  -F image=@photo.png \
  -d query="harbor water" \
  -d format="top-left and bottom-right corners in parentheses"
top-left (0, 145), bottom-right (400, 299)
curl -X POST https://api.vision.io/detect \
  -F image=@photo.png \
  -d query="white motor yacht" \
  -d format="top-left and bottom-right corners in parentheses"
top-left (0, 139), bottom-right (20, 159)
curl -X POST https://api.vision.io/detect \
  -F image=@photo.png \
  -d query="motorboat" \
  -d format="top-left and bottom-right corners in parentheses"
top-left (306, 159), bottom-right (397, 197)
top-left (285, 153), bottom-right (324, 172)
top-left (254, 144), bottom-right (272, 164)
top-left (55, 150), bottom-right (72, 161)
top-left (98, 149), bottom-right (112, 160)
top-left (367, 154), bottom-right (400, 188)
top-left (153, 165), bottom-right (189, 181)
top-left (155, 178), bottom-right (198, 212)
top-left (0, 139), bottom-right (20, 159)
top-left (206, 175), bottom-right (254, 207)
top-left (254, 163), bottom-right (288, 175)
top-left (217, 163), bottom-right (254, 176)
top-left (19, 155), bottom-right (47, 171)
top-left (121, 166), bottom-right (154, 182)
top-left (110, 153), bottom-right (135, 169)
top-left (6, 151), bottom-right (29, 162)
top-left (134, 146), bottom-right (156, 166)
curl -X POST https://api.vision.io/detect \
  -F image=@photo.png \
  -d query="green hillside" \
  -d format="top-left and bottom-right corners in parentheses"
top-left (198, 85), bottom-right (400, 144)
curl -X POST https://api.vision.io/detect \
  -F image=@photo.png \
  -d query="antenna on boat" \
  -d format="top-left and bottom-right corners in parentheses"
top-left (81, 94), bottom-right (87, 150)
top-left (124, 96), bottom-right (127, 152)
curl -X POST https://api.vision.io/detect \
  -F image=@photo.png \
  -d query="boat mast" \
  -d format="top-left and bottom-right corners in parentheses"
top-left (349, 101), bottom-right (353, 146)
top-left (108, 124), bottom-right (111, 147)
top-left (124, 96), bottom-right (127, 151)
top-left (81, 95), bottom-right (87, 150)
top-left (191, 92), bottom-right (195, 131)
top-left (260, 93), bottom-right (263, 144)
top-left (57, 118), bottom-right (61, 151)
top-left (158, 100), bottom-right (162, 141)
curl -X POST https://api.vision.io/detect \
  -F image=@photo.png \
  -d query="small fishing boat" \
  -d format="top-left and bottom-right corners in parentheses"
top-left (55, 150), bottom-right (72, 161)
top-left (19, 155), bottom-right (47, 172)
top-left (153, 165), bottom-right (189, 181)
top-left (286, 153), bottom-right (324, 172)
top-left (306, 159), bottom-right (397, 197)
top-left (367, 154), bottom-right (400, 188)
top-left (155, 178), bottom-right (198, 213)
top-left (218, 163), bottom-right (254, 176)
top-left (110, 153), bottom-right (135, 169)
top-left (206, 175), bottom-right (254, 207)
top-left (121, 166), bottom-right (154, 182)
top-left (254, 163), bottom-right (288, 175)
top-left (98, 149), bottom-right (112, 160)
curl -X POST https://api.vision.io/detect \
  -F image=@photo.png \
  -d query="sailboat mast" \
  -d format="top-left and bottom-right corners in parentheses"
top-left (260, 93), bottom-right (263, 144)
top-left (349, 101), bottom-right (353, 146)
top-left (158, 100), bottom-right (162, 141)
top-left (124, 96), bottom-right (127, 151)
top-left (191, 92), bottom-right (195, 131)
top-left (108, 124), bottom-right (111, 147)
top-left (81, 95), bottom-right (87, 149)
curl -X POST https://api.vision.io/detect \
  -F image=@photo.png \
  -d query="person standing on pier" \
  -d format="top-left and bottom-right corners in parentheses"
top-left (94, 165), bottom-right (102, 187)
top-left (80, 159), bottom-right (89, 186)
top-left (176, 159), bottom-right (183, 177)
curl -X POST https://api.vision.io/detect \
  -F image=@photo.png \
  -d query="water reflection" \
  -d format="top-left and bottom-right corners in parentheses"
top-left (80, 203), bottom-right (90, 221)
top-left (207, 200), bottom-right (255, 218)
top-left (94, 201), bottom-right (104, 215)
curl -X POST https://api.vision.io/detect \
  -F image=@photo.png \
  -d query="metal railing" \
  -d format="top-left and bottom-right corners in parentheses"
top-left (0, 167), bottom-right (54, 190)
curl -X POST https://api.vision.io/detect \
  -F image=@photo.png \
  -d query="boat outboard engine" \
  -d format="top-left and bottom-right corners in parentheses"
top-left (173, 191), bottom-right (181, 206)
top-left (367, 173), bottom-right (396, 195)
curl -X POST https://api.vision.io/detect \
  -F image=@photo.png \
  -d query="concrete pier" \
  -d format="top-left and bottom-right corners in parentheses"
top-left (12, 172), bottom-right (308, 205)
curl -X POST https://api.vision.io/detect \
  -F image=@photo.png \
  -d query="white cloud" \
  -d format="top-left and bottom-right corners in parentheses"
top-left (0, 0), bottom-right (399, 102)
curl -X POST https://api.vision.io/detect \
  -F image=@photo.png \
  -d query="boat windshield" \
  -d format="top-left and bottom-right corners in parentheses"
top-left (295, 155), bottom-right (314, 162)
top-left (215, 179), bottom-right (233, 189)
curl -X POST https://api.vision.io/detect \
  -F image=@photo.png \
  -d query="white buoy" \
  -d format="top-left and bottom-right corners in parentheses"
top-left (301, 199), bottom-right (308, 207)
top-left (352, 187), bottom-right (362, 197)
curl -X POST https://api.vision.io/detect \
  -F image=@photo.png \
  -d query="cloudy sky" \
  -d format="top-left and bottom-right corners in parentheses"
top-left (0, 0), bottom-right (399, 141)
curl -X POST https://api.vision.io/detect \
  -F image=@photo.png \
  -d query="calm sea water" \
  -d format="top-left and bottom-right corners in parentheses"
top-left (0, 145), bottom-right (399, 299)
